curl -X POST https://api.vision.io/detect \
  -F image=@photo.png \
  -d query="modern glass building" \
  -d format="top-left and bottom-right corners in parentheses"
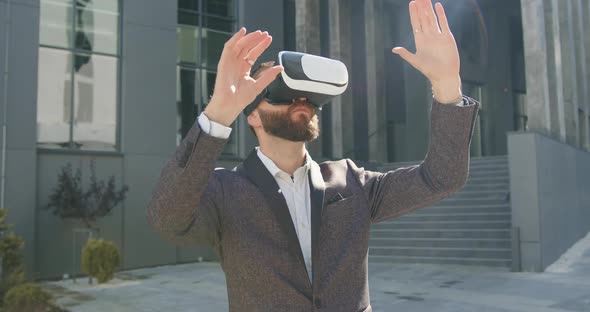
top-left (0, 0), bottom-right (589, 278)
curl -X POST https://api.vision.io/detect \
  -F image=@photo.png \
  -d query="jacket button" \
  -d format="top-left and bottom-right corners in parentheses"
top-left (314, 298), bottom-right (322, 308)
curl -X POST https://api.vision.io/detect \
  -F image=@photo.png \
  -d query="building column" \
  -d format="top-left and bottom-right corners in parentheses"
top-left (520, 0), bottom-right (552, 135)
top-left (556, 0), bottom-right (579, 146)
top-left (364, 0), bottom-right (388, 162)
top-left (479, 2), bottom-right (514, 156)
top-left (326, 0), bottom-right (345, 158)
top-left (573, 0), bottom-right (590, 150)
top-left (542, 0), bottom-right (566, 141)
top-left (294, 0), bottom-right (323, 157)
top-left (350, 0), bottom-right (370, 161)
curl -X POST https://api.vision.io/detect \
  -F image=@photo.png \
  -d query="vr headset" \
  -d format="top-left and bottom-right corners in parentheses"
top-left (244, 51), bottom-right (349, 116)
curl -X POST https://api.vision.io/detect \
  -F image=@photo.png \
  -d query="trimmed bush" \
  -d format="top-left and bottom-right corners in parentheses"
top-left (3, 283), bottom-right (52, 312)
top-left (81, 239), bottom-right (120, 284)
top-left (0, 208), bottom-right (26, 300)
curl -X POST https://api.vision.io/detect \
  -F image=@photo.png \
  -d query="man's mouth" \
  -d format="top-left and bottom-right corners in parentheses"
top-left (290, 102), bottom-right (314, 115)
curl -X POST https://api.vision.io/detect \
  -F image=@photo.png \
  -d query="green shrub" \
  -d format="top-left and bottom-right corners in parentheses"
top-left (0, 209), bottom-right (26, 299)
top-left (3, 283), bottom-right (52, 312)
top-left (81, 239), bottom-right (120, 283)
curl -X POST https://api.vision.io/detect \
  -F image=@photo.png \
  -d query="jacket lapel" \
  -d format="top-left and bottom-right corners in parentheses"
top-left (241, 150), bottom-right (306, 268)
top-left (308, 160), bottom-right (325, 283)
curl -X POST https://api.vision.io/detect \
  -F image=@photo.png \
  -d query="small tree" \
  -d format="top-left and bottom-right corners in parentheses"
top-left (46, 160), bottom-right (129, 229)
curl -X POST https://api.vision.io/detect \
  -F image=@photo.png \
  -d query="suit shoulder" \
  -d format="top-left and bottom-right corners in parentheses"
top-left (319, 158), bottom-right (349, 171)
top-left (319, 158), bottom-right (362, 181)
top-left (212, 166), bottom-right (242, 179)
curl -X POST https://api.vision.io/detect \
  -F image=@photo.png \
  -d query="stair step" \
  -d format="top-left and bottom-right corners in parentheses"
top-left (438, 198), bottom-right (509, 206)
top-left (397, 213), bottom-right (510, 222)
top-left (372, 221), bottom-right (511, 230)
top-left (447, 190), bottom-right (509, 200)
top-left (368, 156), bottom-right (512, 268)
top-left (370, 229), bottom-right (511, 239)
top-left (462, 183), bottom-right (510, 191)
top-left (429, 203), bottom-right (510, 209)
top-left (466, 176), bottom-right (510, 184)
top-left (369, 246), bottom-right (511, 259)
top-left (468, 170), bottom-right (509, 178)
top-left (410, 206), bottom-right (511, 215)
top-left (368, 255), bottom-right (511, 267)
top-left (369, 238), bottom-right (511, 249)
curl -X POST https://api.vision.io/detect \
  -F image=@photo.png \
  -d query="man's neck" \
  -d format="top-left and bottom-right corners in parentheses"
top-left (258, 136), bottom-right (307, 176)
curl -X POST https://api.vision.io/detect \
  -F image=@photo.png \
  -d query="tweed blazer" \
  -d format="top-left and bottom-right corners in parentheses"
top-left (147, 97), bottom-right (479, 312)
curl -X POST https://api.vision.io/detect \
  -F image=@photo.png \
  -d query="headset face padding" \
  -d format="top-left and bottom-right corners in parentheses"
top-left (244, 51), bottom-right (349, 115)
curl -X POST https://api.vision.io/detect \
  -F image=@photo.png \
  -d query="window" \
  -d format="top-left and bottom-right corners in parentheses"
top-left (177, 0), bottom-right (238, 155)
top-left (37, 0), bottom-right (120, 151)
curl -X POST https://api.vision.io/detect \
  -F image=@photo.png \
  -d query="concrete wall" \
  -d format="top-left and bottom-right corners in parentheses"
top-left (119, 0), bottom-right (179, 271)
top-left (0, 0), bottom-right (40, 276)
top-left (508, 131), bottom-right (590, 272)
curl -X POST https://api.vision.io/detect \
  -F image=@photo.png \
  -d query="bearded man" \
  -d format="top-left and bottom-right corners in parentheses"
top-left (147, 1), bottom-right (479, 311)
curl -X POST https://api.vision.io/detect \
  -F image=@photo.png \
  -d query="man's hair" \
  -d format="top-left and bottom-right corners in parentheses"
top-left (249, 61), bottom-right (275, 137)
top-left (251, 61), bottom-right (275, 79)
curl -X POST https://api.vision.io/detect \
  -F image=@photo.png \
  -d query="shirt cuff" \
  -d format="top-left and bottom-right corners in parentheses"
top-left (197, 113), bottom-right (232, 139)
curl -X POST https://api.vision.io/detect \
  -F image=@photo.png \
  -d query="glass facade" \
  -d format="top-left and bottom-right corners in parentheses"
top-left (176, 0), bottom-right (238, 155)
top-left (37, 0), bottom-right (120, 151)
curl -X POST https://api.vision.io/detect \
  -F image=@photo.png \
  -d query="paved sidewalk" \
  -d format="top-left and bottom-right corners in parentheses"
top-left (44, 233), bottom-right (590, 312)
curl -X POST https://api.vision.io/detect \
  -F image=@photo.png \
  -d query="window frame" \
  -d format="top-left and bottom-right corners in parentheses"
top-left (176, 0), bottom-right (239, 156)
top-left (37, 0), bottom-right (123, 153)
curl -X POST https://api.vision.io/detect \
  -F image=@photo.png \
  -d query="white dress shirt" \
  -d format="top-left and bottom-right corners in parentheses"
top-left (197, 113), bottom-right (314, 283)
top-left (256, 148), bottom-right (313, 283)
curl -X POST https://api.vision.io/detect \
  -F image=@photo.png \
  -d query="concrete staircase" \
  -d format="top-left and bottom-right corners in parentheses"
top-left (368, 156), bottom-right (512, 267)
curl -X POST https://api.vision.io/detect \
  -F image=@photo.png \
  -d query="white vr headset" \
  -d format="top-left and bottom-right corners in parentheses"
top-left (244, 51), bottom-right (349, 116)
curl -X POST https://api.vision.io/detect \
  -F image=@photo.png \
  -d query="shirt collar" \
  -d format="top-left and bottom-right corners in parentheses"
top-left (256, 147), bottom-right (312, 178)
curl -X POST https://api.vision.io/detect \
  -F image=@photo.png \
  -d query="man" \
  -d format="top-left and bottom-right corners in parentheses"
top-left (147, 0), bottom-right (479, 311)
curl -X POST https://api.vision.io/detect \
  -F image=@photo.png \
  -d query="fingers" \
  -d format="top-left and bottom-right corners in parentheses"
top-left (418, 0), bottom-right (441, 34)
top-left (254, 65), bottom-right (284, 93)
top-left (392, 47), bottom-right (420, 69)
top-left (409, 1), bottom-right (421, 34)
top-left (225, 27), bottom-right (246, 49)
top-left (235, 31), bottom-right (266, 58)
top-left (244, 34), bottom-right (273, 64)
top-left (435, 2), bottom-right (451, 34)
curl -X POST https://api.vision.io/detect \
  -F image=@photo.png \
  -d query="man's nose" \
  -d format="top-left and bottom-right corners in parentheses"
top-left (292, 98), bottom-right (309, 105)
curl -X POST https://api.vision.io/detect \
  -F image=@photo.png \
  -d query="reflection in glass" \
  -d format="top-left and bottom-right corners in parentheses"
top-left (176, 0), bottom-right (237, 155)
top-left (201, 70), bottom-right (216, 105)
top-left (40, 0), bottom-right (74, 48)
top-left (201, 29), bottom-right (231, 69)
top-left (37, 47), bottom-right (72, 147)
top-left (204, 16), bottom-right (233, 32)
top-left (72, 53), bottom-right (118, 150)
top-left (177, 67), bottom-right (199, 144)
top-left (75, 0), bottom-right (119, 54)
top-left (177, 24), bottom-right (200, 65)
top-left (178, 0), bottom-right (199, 12)
top-left (204, 0), bottom-right (234, 17)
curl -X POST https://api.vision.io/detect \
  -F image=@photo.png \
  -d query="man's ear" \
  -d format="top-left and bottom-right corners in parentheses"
top-left (247, 110), bottom-right (261, 128)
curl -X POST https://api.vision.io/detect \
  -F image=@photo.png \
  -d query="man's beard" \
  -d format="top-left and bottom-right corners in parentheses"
top-left (258, 104), bottom-right (320, 142)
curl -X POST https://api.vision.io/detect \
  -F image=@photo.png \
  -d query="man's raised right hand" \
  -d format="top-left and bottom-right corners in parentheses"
top-left (204, 28), bottom-right (284, 127)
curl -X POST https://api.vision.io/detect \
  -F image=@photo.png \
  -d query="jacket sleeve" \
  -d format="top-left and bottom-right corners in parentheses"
top-left (357, 96), bottom-right (479, 224)
top-left (146, 122), bottom-right (228, 246)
